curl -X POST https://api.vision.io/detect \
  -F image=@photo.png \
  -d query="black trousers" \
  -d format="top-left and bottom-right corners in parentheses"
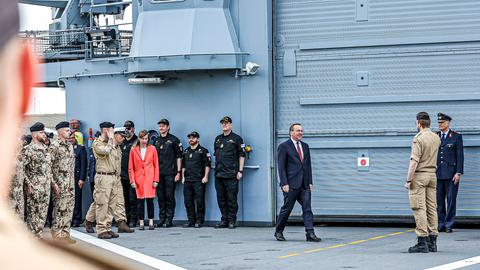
top-left (89, 181), bottom-right (95, 196)
top-left (275, 187), bottom-right (314, 234)
top-left (137, 198), bottom-right (155, 220)
top-left (215, 177), bottom-right (239, 223)
top-left (183, 181), bottom-right (206, 224)
top-left (156, 175), bottom-right (176, 222)
top-left (72, 179), bottom-right (83, 225)
top-left (121, 177), bottom-right (138, 224)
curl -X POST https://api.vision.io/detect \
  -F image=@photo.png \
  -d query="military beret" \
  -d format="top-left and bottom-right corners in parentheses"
top-left (30, 122), bottom-right (45, 132)
top-left (187, 131), bottom-right (200, 138)
top-left (220, 116), bottom-right (232, 124)
top-left (437, 113), bottom-right (452, 122)
top-left (123, 120), bottom-right (135, 128)
top-left (55, 121), bottom-right (70, 130)
top-left (416, 112), bottom-right (430, 121)
top-left (157, 118), bottom-right (170, 126)
top-left (99, 122), bottom-right (115, 129)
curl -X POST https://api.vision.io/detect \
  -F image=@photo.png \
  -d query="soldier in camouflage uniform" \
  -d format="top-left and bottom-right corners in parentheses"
top-left (8, 138), bottom-right (29, 221)
top-left (22, 122), bottom-right (53, 239)
top-left (49, 121), bottom-right (76, 244)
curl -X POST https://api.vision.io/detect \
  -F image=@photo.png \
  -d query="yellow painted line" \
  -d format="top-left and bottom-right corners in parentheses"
top-left (386, 232), bottom-right (405, 237)
top-left (304, 248), bottom-right (327, 253)
top-left (368, 235), bottom-right (387, 240)
top-left (277, 229), bottom-right (415, 259)
top-left (348, 239), bottom-right (368, 245)
top-left (278, 253), bottom-right (301, 259)
top-left (326, 244), bottom-right (348, 249)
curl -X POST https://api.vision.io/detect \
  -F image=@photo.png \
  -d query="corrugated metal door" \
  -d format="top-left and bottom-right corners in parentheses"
top-left (274, 0), bottom-right (480, 218)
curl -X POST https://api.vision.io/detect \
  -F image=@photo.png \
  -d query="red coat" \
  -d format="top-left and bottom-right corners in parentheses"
top-left (128, 145), bottom-right (159, 199)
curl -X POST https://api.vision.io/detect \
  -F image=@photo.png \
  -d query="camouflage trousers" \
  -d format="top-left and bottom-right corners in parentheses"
top-left (26, 182), bottom-right (50, 238)
top-left (52, 181), bottom-right (75, 239)
top-left (8, 176), bottom-right (25, 221)
top-left (409, 173), bottom-right (439, 237)
top-left (86, 176), bottom-right (126, 235)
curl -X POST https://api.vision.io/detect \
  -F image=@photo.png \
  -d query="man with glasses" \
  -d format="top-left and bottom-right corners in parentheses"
top-left (214, 116), bottom-right (245, 229)
top-left (436, 113), bottom-right (464, 233)
top-left (120, 120), bottom-right (138, 227)
top-left (274, 123), bottom-right (320, 242)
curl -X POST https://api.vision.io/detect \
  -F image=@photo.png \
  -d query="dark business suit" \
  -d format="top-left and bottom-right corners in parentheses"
top-left (275, 139), bottom-right (315, 234)
top-left (436, 130), bottom-right (464, 230)
top-left (72, 144), bottom-right (87, 225)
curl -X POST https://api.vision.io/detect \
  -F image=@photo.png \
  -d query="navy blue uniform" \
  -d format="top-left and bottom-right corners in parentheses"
top-left (72, 144), bottom-right (87, 226)
top-left (120, 134), bottom-right (138, 226)
top-left (214, 132), bottom-right (245, 224)
top-left (436, 130), bottom-right (464, 230)
top-left (154, 133), bottom-right (183, 224)
top-left (182, 145), bottom-right (211, 224)
top-left (87, 148), bottom-right (96, 195)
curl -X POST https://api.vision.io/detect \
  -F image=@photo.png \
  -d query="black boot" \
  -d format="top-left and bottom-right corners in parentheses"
top-left (408, 236), bottom-right (429, 253)
top-left (427, 235), bottom-right (437, 252)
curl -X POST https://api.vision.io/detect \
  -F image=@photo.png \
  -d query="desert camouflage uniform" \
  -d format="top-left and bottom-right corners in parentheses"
top-left (22, 142), bottom-right (52, 238)
top-left (49, 138), bottom-right (75, 239)
top-left (8, 149), bottom-right (26, 221)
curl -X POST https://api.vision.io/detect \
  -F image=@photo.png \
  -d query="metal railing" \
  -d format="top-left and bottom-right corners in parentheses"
top-left (19, 28), bottom-right (133, 61)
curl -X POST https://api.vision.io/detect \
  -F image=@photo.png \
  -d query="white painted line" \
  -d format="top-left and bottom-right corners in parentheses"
top-left (70, 230), bottom-right (186, 270)
top-left (425, 256), bottom-right (480, 270)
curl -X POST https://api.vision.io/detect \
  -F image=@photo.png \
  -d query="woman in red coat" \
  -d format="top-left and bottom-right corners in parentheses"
top-left (129, 130), bottom-right (159, 230)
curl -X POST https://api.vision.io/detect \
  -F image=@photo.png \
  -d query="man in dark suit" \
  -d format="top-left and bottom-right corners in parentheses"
top-left (274, 123), bottom-right (321, 242)
top-left (436, 113), bottom-right (464, 233)
top-left (71, 136), bottom-right (87, 227)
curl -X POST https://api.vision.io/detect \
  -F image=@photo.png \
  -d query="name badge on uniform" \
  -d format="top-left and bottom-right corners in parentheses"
top-left (220, 144), bottom-right (224, 148)
top-left (189, 153), bottom-right (193, 159)
top-left (160, 145), bottom-right (164, 149)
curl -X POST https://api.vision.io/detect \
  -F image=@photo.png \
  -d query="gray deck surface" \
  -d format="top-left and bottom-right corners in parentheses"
top-left (72, 226), bottom-right (480, 270)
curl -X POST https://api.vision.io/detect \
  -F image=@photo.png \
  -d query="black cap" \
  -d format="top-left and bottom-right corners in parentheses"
top-left (99, 122), bottom-right (115, 129)
top-left (157, 118), bottom-right (170, 126)
top-left (187, 131), bottom-right (200, 138)
top-left (416, 112), bottom-right (430, 121)
top-left (123, 120), bottom-right (135, 128)
top-left (437, 113), bottom-right (452, 122)
top-left (55, 121), bottom-right (70, 130)
top-left (220, 116), bottom-right (232, 124)
top-left (30, 122), bottom-right (45, 132)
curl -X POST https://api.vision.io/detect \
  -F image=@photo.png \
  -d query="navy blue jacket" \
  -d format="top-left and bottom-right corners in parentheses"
top-left (74, 144), bottom-right (87, 181)
top-left (88, 148), bottom-right (96, 183)
top-left (277, 139), bottom-right (313, 189)
top-left (436, 130), bottom-right (464, 179)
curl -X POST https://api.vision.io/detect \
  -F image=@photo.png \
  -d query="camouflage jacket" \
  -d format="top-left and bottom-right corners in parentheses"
top-left (21, 142), bottom-right (53, 187)
top-left (49, 138), bottom-right (75, 188)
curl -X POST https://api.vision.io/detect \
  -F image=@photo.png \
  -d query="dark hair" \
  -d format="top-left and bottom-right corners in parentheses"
top-left (416, 112), bottom-right (431, 128)
top-left (289, 123), bottom-right (302, 132)
top-left (135, 130), bottom-right (149, 148)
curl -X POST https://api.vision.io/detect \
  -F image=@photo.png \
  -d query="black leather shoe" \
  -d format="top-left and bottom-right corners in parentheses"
top-left (163, 220), bottom-right (173, 228)
top-left (215, 222), bottom-right (228, 229)
top-left (446, 228), bottom-right (453, 233)
top-left (183, 223), bottom-right (195, 228)
top-left (306, 233), bottom-right (321, 242)
top-left (438, 227), bottom-right (446, 232)
top-left (156, 220), bottom-right (165, 228)
top-left (275, 232), bottom-right (286, 241)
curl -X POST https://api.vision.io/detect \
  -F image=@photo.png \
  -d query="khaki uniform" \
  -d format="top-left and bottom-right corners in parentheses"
top-left (49, 138), bottom-right (75, 239)
top-left (8, 150), bottom-right (26, 221)
top-left (409, 128), bottom-right (441, 237)
top-left (85, 179), bottom-right (126, 226)
top-left (88, 137), bottom-right (122, 235)
top-left (22, 142), bottom-right (53, 238)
